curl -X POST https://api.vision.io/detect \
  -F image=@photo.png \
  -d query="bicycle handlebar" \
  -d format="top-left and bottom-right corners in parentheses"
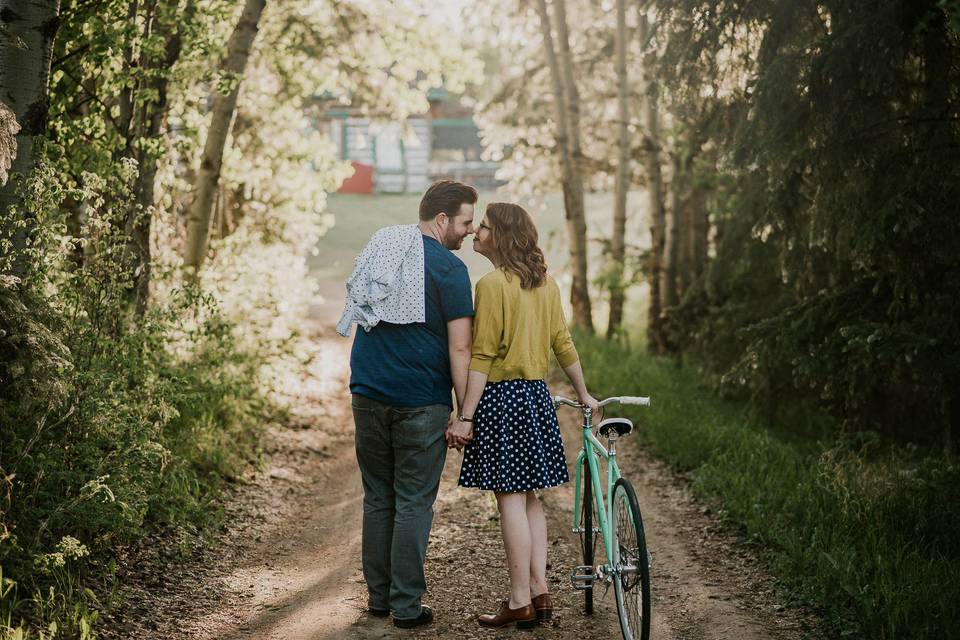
top-left (553, 395), bottom-right (651, 409)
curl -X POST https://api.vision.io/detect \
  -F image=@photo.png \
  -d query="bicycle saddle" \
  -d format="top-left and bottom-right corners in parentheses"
top-left (597, 417), bottom-right (634, 437)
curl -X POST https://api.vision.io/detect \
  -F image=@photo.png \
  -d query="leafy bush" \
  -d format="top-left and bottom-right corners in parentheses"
top-left (0, 147), bottom-right (271, 637)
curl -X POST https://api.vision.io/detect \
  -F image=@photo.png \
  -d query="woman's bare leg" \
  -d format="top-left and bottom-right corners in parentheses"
top-left (526, 491), bottom-right (549, 597)
top-left (496, 492), bottom-right (532, 608)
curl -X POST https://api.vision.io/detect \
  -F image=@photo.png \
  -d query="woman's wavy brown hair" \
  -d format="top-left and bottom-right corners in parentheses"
top-left (485, 202), bottom-right (548, 289)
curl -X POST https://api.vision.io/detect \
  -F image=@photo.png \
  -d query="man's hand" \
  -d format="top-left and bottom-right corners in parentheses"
top-left (447, 418), bottom-right (474, 451)
top-left (444, 411), bottom-right (457, 445)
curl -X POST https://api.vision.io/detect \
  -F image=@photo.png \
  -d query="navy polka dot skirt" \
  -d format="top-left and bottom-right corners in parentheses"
top-left (458, 379), bottom-right (569, 493)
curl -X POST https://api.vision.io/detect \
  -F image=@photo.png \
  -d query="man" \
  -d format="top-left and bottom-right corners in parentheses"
top-left (342, 180), bottom-right (477, 629)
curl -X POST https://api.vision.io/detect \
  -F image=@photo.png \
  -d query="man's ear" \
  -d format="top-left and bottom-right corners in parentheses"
top-left (438, 212), bottom-right (449, 225)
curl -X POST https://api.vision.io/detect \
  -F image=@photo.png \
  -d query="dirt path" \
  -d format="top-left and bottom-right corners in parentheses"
top-left (99, 320), bottom-right (824, 640)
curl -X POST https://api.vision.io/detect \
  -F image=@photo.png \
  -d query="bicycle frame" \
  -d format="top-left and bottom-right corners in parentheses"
top-left (572, 408), bottom-right (624, 570)
top-left (558, 394), bottom-right (653, 640)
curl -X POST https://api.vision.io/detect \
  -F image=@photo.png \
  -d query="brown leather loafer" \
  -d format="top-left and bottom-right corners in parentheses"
top-left (532, 592), bottom-right (553, 621)
top-left (477, 600), bottom-right (538, 629)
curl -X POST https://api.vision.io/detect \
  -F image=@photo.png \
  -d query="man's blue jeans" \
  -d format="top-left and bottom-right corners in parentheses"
top-left (352, 394), bottom-right (449, 620)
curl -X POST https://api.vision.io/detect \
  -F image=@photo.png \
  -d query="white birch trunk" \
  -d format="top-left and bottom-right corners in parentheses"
top-left (607, 0), bottom-right (631, 338)
top-left (637, 2), bottom-right (668, 352)
top-left (535, 0), bottom-right (593, 331)
top-left (0, 0), bottom-right (60, 278)
top-left (183, 0), bottom-right (266, 276)
top-left (553, 0), bottom-right (593, 332)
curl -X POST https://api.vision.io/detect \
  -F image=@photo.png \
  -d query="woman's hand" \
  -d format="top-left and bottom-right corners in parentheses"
top-left (578, 393), bottom-right (600, 415)
top-left (448, 419), bottom-right (474, 451)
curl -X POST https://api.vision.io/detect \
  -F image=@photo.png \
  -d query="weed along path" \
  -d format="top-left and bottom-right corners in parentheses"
top-left (99, 314), bottom-right (826, 639)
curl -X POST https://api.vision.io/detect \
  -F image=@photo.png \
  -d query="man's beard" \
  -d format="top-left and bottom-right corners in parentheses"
top-left (441, 226), bottom-right (461, 250)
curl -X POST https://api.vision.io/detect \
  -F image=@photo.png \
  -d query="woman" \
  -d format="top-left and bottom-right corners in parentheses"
top-left (447, 202), bottom-right (599, 629)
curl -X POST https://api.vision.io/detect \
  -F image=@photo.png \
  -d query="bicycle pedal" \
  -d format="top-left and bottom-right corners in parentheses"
top-left (570, 566), bottom-right (595, 590)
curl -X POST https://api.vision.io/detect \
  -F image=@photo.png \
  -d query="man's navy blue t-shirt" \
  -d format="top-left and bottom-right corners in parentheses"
top-left (350, 235), bottom-right (474, 408)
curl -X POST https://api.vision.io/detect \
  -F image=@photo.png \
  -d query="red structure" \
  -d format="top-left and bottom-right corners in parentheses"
top-left (338, 161), bottom-right (374, 194)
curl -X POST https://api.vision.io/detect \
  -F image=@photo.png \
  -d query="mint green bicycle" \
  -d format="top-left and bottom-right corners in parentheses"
top-left (554, 395), bottom-right (652, 640)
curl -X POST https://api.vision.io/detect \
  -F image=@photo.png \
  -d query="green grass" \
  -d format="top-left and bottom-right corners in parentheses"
top-left (574, 331), bottom-right (960, 640)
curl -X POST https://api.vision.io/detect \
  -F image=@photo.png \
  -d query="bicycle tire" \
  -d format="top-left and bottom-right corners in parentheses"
top-left (612, 478), bottom-right (651, 640)
top-left (579, 456), bottom-right (594, 615)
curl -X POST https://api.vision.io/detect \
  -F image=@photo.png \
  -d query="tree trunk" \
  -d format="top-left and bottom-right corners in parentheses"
top-left (920, 5), bottom-right (955, 458)
top-left (126, 0), bottom-right (195, 315)
top-left (534, 0), bottom-right (593, 332)
top-left (553, 0), bottom-right (593, 332)
top-left (663, 151), bottom-right (682, 308)
top-left (678, 178), bottom-right (707, 297)
top-left (637, 2), bottom-right (667, 353)
top-left (677, 177), bottom-right (691, 297)
top-left (183, 0), bottom-right (266, 277)
top-left (0, 0), bottom-right (61, 280)
top-left (687, 183), bottom-right (709, 291)
top-left (606, 0), bottom-right (630, 339)
top-left (115, 0), bottom-right (138, 149)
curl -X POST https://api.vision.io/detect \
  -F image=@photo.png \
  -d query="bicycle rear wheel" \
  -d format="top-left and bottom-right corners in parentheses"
top-left (578, 456), bottom-right (596, 615)
top-left (612, 478), bottom-right (650, 640)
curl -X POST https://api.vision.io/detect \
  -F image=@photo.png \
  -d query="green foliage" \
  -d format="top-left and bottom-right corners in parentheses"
top-left (3, 2), bottom-right (480, 637)
top-left (659, 0), bottom-right (960, 445)
top-left (575, 330), bottom-right (960, 639)
top-left (0, 173), bottom-right (268, 636)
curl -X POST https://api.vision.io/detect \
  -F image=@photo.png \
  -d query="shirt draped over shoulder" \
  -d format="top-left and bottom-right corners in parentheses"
top-left (469, 269), bottom-right (578, 382)
top-left (336, 224), bottom-right (425, 337)
top-left (349, 236), bottom-right (474, 408)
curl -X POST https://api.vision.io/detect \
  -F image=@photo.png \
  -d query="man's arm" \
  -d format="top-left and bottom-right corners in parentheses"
top-left (447, 316), bottom-right (473, 411)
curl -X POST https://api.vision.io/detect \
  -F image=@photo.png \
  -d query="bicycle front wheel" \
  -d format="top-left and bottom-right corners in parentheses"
top-left (612, 478), bottom-right (651, 640)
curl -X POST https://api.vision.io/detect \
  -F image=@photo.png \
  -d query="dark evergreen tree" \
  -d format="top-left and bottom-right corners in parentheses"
top-left (662, 0), bottom-right (960, 449)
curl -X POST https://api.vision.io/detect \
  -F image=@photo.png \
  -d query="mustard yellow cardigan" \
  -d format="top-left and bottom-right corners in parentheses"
top-left (469, 268), bottom-right (579, 381)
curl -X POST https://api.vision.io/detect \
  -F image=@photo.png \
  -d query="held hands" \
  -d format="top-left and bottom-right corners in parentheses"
top-left (444, 414), bottom-right (474, 451)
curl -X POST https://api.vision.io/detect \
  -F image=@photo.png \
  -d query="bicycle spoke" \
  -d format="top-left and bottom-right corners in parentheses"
top-left (612, 479), bottom-right (650, 640)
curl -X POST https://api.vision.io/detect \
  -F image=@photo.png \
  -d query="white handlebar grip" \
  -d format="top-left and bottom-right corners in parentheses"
top-left (619, 396), bottom-right (651, 406)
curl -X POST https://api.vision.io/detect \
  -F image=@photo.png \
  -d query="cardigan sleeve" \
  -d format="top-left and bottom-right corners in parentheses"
top-left (469, 276), bottom-right (504, 374)
top-left (550, 281), bottom-right (579, 368)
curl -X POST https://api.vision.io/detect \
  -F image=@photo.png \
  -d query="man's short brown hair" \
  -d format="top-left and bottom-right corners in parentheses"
top-left (418, 180), bottom-right (478, 221)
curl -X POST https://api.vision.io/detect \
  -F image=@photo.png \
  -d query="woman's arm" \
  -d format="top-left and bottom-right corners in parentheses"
top-left (562, 359), bottom-right (599, 414)
top-left (547, 280), bottom-right (598, 412)
top-left (448, 276), bottom-right (502, 449)
top-left (448, 369), bottom-right (488, 449)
